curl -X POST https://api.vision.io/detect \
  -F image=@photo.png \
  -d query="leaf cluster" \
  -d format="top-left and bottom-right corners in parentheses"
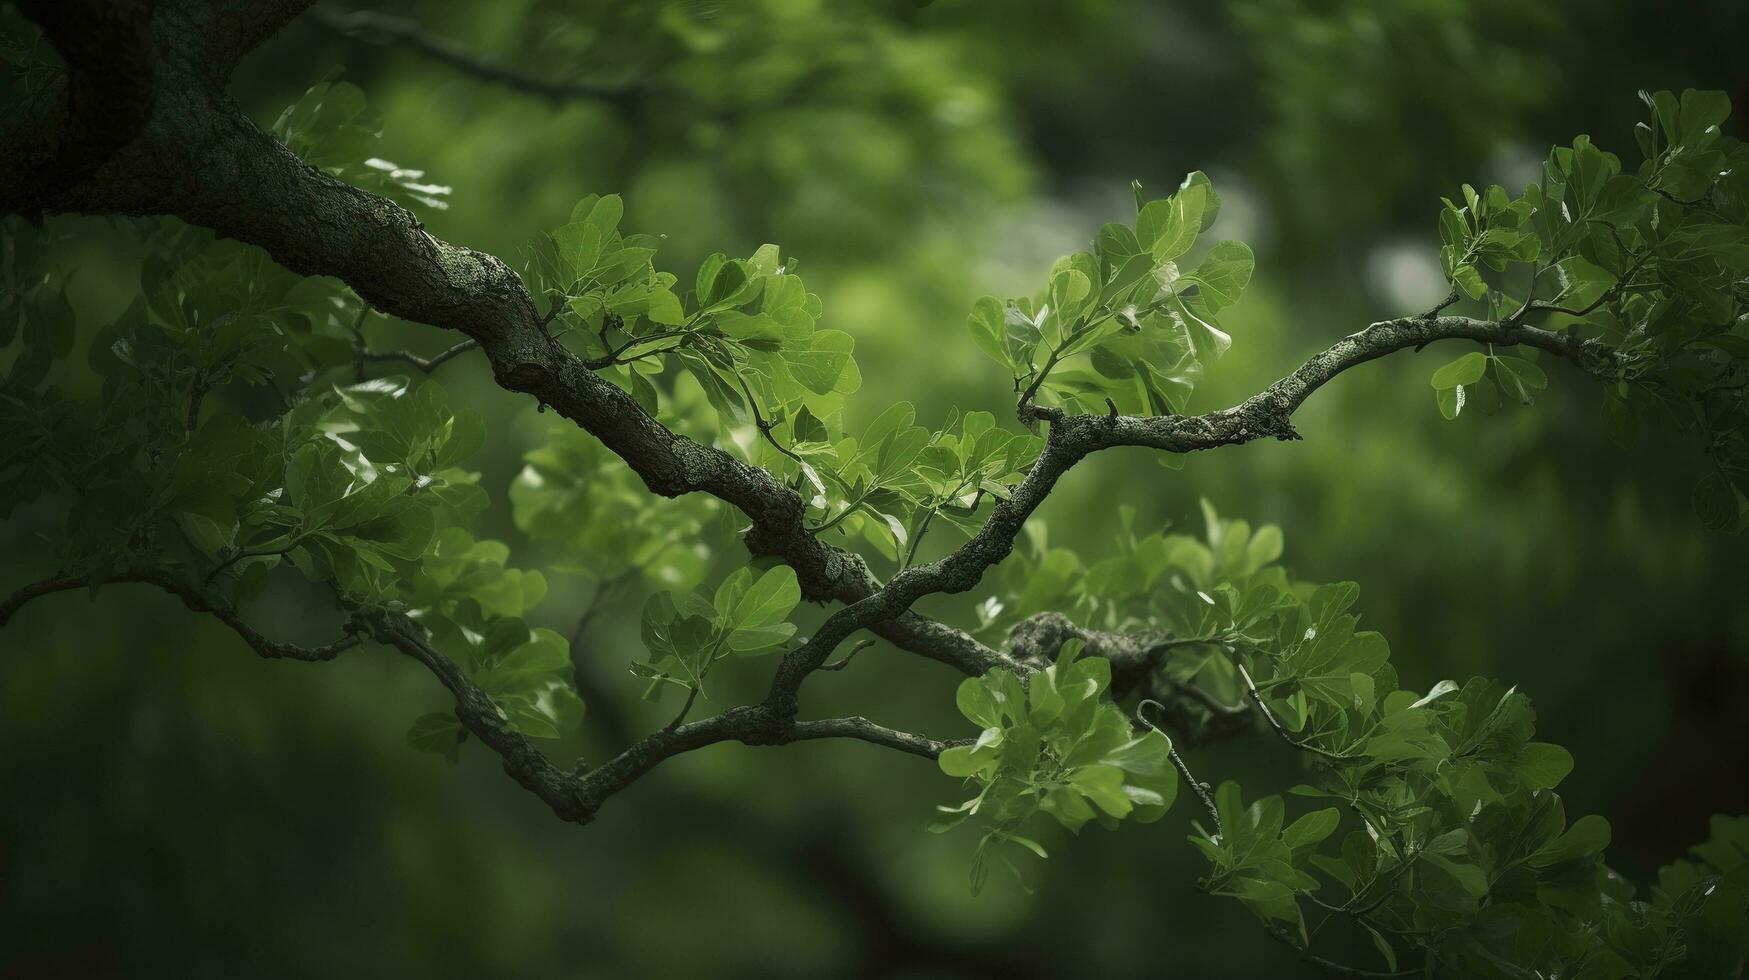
top-left (931, 643), bottom-right (1178, 893)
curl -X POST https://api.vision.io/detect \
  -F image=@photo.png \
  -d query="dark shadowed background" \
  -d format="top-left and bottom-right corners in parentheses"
top-left (2, 0), bottom-right (1746, 976)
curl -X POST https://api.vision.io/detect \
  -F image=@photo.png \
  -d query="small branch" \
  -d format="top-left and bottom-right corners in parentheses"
top-left (582, 329), bottom-right (693, 370)
top-left (786, 717), bottom-right (967, 758)
top-left (1164, 675), bottom-right (1248, 719)
top-left (731, 370), bottom-right (817, 483)
top-left (1422, 289), bottom-right (1461, 319)
top-left (578, 703), bottom-right (958, 808)
top-left (347, 301), bottom-right (372, 381)
top-left (370, 612), bottom-right (595, 821)
top-left (0, 571), bottom-right (357, 661)
top-left (1503, 262), bottom-right (1544, 325)
top-left (818, 638), bottom-right (875, 672)
top-left (662, 687), bottom-right (699, 733)
top-left (204, 541), bottom-right (299, 587)
top-left (1236, 660), bottom-right (1354, 761)
top-left (1138, 699), bottom-right (1222, 835)
top-left (306, 8), bottom-right (646, 109)
top-left (361, 339), bottom-right (479, 373)
top-left (902, 506), bottom-right (937, 569)
top-left (1173, 746), bottom-right (1221, 835)
top-left (1015, 346), bottom-right (1062, 422)
top-left (185, 369), bottom-right (209, 432)
top-left (1263, 925), bottom-right (1418, 979)
top-left (1525, 250), bottom-right (1650, 321)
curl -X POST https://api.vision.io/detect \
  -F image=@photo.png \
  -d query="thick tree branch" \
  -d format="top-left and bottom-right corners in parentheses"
top-left (0, 6), bottom-right (1629, 818)
top-left (194, 0), bottom-right (315, 76)
top-left (0, 0), bottom-right (156, 221)
top-left (0, 570), bottom-right (358, 661)
top-left (3, 0), bottom-right (1014, 684)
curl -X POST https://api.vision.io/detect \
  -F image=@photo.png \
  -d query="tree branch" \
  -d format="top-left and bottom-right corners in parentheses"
top-left (1004, 611), bottom-right (1254, 743)
top-left (194, 0), bottom-right (316, 76)
top-left (1058, 314), bottom-right (1620, 458)
top-left (306, 7), bottom-right (645, 109)
top-left (1264, 924), bottom-right (1418, 979)
top-left (366, 612), bottom-right (596, 821)
top-left (3, 1), bottom-right (1018, 684)
top-left (0, 7), bottom-right (1637, 819)
top-left (0, 570), bottom-right (358, 661)
top-left (0, 0), bottom-right (156, 221)
top-left (361, 338), bottom-right (480, 372)
top-left (0, 566), bottom-right (953, 824)
top-left (787, 717), bottom-right (967, 758)
top-left (1235, 660), bottom-right (1355, 761)
top-left (572, 703), bottom-right (960, 812)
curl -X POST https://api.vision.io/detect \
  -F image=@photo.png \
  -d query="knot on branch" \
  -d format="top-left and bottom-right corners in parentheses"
top-left (495, 358), bottom-right (557, 394)
top-left (1004, 612), bottom-right (1084, 668)
top-left (729, 705), bottom-right (792, 746)
top-left (1263, 394), bottom-right (1301, 441)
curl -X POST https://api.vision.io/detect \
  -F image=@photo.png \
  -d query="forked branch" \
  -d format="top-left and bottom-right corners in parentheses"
top-left (0, 0), bottom-right (1628, 823)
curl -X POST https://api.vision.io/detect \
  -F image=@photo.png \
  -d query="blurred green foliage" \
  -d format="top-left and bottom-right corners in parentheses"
top-left (3, 0), bottom-right (1748, 976)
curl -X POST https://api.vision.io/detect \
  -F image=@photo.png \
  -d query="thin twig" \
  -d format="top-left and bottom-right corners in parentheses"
top-left (347, 301), bottom-right (372, 381)
top-left (818, 638), bottom-right (875, 672)
top-left (1138, 699), bottom-right (1221, 835)
top-left (361, 339), bottom-right (479, 372)
top-left (1235, 660), bottom-right (1354, 761)
top-left (903, 507), bottom-right (936, 569)
top-left (0, 571), bottom-right (358, 661)
top-left (1263, 924), bottom-right (1419, 979)
top-left (663, 687), bottom-right (699, 732)
top-left (308, 8), bottom-right (647, 108)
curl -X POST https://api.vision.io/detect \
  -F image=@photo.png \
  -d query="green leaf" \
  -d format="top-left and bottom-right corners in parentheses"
top-left (1188, 241), bottom-right (1254, 313)
top-left (1069, 764), bottom-right (1132, 819)
top-left (1451, 262), bottom-right (1486, 299)
top-left (1282, 808), bottom-right (1341, 850)
top-left (1364, 923), bottom-right (1398, 973)
top-left (939, 744), bottom-right (989, 778)
top-left (717, 564), bottom-right (800, 632)
top-left (1530, 814), bottom-right (1612, 867)
top-left (1518, 741), bottom-right (1575, 789)
top-left (1493, 355), bottom-right (1548, 403)
top-left (1137, 183), bottom-right (1205, 262)
top-left (406, 712), bottom-right (462, 755)
top-left (967, 295), bottom-right (1009, 368)
top-left (1695, 472), bottom-right (1742, 531)
top-left (1430, 352), bottom-right (1488, 389)
top-left (1437, 383), bottom-right (1465, 420)
top-left (1180, 170), bottom-right (1221, 232)
top-left (1049, 268), bottom-right (1093, 325)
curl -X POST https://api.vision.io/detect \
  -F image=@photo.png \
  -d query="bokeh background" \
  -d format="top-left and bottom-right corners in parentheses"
top-left (3, 0), bottom-right (1748, 976)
